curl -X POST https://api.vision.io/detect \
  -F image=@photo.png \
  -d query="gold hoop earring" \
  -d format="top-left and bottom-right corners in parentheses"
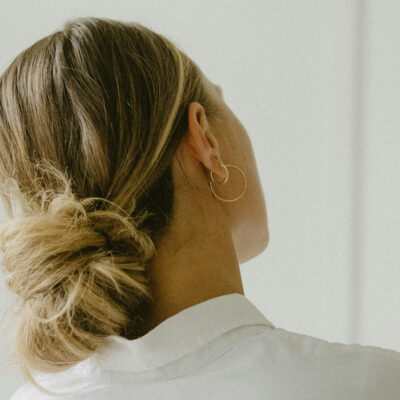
top-left (209, 163), bottom-right (247, 202)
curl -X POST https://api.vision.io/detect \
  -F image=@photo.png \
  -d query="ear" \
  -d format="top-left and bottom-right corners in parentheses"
top-left (184, 102), bottom-right (226, 181)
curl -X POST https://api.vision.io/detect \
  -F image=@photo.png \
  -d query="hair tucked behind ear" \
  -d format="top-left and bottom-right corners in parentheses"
top-left (0, 17), bottom-right (221, 397)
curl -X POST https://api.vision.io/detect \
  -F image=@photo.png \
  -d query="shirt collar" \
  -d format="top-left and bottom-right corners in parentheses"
top-left (92, 293), bottom-right (275, 371)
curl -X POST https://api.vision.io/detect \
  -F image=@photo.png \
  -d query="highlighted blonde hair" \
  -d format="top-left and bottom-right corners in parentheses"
top-left (0, 17), bottom-right (220, 397)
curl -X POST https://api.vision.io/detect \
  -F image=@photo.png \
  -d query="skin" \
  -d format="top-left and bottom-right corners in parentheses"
top-left (141, 73), bottom-right (269, 335)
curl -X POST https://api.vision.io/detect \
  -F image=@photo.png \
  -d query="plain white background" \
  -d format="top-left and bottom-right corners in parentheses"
top-left (0, 1), bottom-right (399, 398)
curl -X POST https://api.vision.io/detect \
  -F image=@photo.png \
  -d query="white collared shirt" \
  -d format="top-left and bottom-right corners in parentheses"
top-left (10, 293), bottom-right (400, 399)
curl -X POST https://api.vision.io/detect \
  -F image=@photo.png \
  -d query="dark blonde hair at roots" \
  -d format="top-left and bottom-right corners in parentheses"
top-left (0, 17), bottom-right (222, 397)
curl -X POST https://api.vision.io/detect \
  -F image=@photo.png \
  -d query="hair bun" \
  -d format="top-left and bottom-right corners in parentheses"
top-left (0, 168), bottom-right (156, 301)
top-left (0, 165), bottom-right (156, 388)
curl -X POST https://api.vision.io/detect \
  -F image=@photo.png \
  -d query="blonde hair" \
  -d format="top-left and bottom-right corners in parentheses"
top-left (0, 17), bottom-right (221, 397)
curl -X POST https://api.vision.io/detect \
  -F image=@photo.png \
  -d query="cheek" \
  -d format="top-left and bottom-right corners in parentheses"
top-left (236, 125), bottom-right (254, 167)
top-left (219, 105), bottom-right (254, 166)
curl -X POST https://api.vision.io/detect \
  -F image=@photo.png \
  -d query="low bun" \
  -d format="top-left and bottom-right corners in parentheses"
top-left (0, 163), bottom-right (157, 395)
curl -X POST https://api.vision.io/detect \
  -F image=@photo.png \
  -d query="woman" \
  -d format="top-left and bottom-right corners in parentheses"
top-left (1, 16), bottom-right (399, 400)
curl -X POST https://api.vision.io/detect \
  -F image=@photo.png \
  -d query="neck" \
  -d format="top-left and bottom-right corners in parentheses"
top-left (138, 223), bottom-right (244, 336)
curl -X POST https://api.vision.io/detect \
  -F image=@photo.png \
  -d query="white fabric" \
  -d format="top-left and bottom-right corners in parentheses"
top-left (10, 293), bottom-right (400, 399)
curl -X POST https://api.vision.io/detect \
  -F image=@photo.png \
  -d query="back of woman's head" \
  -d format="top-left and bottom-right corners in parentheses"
top-left (0, 16), bottom-right (220, 396)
